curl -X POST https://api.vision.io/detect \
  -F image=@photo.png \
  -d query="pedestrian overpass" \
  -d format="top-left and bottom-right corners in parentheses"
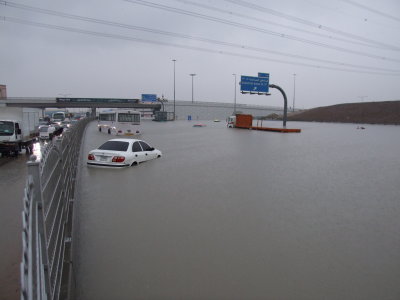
top-left (0, 97), bottom-right (163, 116)
top-left (1, 97), bottom-right (287, 120)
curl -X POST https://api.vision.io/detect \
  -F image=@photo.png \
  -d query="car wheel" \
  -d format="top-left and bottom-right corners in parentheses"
top-left (108, 128), bottom-right (111, 134)
top-left (131, 161), bottom-right (138, 166)
top-left (99, 127), bottom-right (101, 132)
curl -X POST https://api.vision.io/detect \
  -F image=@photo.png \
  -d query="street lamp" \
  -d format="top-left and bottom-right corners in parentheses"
top-left (172, 59), bottom-right (176, 120)
top-left (189, 73), bottom-right (196, 103)
top-left (232, 73), bottom-right (237, 115)
top-left (292, 74), bottom-right (296, 112)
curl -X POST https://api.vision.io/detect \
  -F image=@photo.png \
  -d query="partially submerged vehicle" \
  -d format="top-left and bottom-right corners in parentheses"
top-left (87, 138), bottom-right (162, 168)
top-left (98, 109), bottom-right (141, 136)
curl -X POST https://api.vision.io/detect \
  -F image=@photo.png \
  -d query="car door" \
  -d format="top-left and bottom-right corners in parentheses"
top-left (14, 123), bottom-right (21, 140)
top-left (139, 141), bottom-right (156, 161)
top-left (131, 141), bottom-right (146, 163)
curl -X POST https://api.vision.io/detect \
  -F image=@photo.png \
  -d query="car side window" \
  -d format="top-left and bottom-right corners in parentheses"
top-left (132, 141), bottom-right (143, 152)
top-left (139, 141), bottom-right (151, 151)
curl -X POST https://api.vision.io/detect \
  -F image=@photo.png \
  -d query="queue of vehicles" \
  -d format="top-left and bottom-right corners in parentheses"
top-left (0, 107), bottom-right (85, 156)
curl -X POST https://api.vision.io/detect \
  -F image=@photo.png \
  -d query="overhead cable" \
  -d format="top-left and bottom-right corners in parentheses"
top-left (339, 0), bottom-right (400, 23)
top-left (2, 16), bottom-right (400, 77)
top-left (122, 0), bottom-right (400, 62)
top-left (225, 0), bottom-right (400, 51)
top-left (173, 0), bottom-right (390, 51)
top-left (1, 1), bottom-right (399, 73)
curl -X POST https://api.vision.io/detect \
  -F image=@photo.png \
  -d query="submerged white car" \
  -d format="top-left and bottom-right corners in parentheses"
top-left (87, 138), bottom-right (162, 167)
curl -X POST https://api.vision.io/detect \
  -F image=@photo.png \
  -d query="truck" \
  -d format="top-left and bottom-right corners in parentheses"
top-left (227, 113), bottom-right (301, 133)
top-left (0, 106), bottom-right (41, 156)
top-left (227, 114), bottom-right (253, 128)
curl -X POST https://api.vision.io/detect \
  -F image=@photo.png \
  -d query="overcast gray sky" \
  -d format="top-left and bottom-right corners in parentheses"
top-left (1, 0), bottom-right (400, 108)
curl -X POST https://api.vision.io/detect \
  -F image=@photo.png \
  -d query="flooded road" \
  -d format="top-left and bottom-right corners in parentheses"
top-left (0, 154), bottom-right (28, 300)
top-left (74, 120), bottom-right (400, 300)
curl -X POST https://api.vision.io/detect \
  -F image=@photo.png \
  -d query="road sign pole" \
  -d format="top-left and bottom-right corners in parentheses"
top-left (269, 84), bottom-right (287, 127)
top-left (233, 73), bottom-right (237, 114)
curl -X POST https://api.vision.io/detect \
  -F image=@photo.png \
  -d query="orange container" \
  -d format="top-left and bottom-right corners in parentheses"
top-left (235, 114), bottom-right (253, 128)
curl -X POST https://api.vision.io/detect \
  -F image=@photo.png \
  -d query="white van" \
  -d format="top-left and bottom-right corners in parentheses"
top-left (39, 125), bottom-right (56, 140)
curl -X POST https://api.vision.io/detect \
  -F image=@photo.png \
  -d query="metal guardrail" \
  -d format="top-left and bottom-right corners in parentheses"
top-left (21, 118), bottom-right (93, 300)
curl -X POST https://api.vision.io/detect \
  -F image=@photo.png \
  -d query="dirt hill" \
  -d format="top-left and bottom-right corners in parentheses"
top-left (287, 101), bottom-right (400, 125)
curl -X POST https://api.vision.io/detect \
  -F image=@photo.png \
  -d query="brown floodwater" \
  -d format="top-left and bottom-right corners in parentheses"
top-left (74, 120), bottom-right (400, 300)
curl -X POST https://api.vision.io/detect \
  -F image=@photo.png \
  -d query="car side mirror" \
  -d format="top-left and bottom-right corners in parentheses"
top-left (17, 129), bottom-right (22, 134)
top-left (149, 147), bottom-right (155, 151)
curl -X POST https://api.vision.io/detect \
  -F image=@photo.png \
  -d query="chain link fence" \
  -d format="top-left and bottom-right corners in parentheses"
top-left (20, 118), bottom-right (93, 300)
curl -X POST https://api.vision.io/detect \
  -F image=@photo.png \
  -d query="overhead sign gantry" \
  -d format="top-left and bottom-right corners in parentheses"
top-left (239, 72), bottom-right (290, 127)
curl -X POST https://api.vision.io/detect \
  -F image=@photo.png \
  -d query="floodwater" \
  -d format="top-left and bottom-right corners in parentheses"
top-left (74, 120), bottom-right (400, 300)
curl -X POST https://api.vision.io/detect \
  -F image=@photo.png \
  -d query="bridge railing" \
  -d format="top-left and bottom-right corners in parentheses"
top-left (21, 118), bottom-right (93, 300)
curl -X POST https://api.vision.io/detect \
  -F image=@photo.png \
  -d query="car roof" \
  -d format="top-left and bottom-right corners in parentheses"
top-left (107, 138), bottom-right (143, 143)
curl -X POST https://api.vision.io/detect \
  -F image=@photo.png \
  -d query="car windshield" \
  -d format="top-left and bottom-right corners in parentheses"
top-left (52, 113), bottom-right (65, 120)
top-left (39, 127), bottom-right (49, 132)
top-left (98, 141), bottom-right (129, 151)
top-left (0, 121), bottom-right (14, 136)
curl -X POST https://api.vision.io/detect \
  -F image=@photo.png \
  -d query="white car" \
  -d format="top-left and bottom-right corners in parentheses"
top-left (87, 138), bottom-right (162, 168)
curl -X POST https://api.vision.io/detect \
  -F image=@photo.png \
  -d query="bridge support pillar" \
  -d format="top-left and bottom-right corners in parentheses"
top-left (91, 107), bottom-right (96, 117)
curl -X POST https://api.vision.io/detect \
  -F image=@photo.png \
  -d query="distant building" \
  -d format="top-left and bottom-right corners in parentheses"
top-left (0, 85), bottom-right (7, 99)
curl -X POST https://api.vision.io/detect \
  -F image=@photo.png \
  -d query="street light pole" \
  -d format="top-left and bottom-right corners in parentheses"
top-left (189, 74), bottom-right (196, 103)
top-left (232, 73), bottom-right (237, 114)
top-left (292, 73), bottom-right (296, 112)
top-left (172, 59), bottom-right (176, 120)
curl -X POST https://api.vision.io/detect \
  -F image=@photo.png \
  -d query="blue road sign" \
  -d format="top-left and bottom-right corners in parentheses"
top-left (258, 73), bottom-right (270, 79)
top-left (240, 75), bottom-right (269, 93)
top-left (141, 94), bottom-right (157, 102)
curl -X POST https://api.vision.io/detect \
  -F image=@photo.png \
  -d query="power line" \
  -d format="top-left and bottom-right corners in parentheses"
top-left (225, 0), bottom-right (400, 51)
top-left (1, 1), bottom-right (399, 73)
top-left (173, 0), bottom-right (390, 51)
top-left (2, 16), bottom-right (400, 77)
top-left (339, 0), bottom-right (400, 23)
top-left (122, 0), bottom-right (400, 63)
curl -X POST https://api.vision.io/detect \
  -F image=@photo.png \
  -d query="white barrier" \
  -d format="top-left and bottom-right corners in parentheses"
top-left (21, 118), bottom-right (93, 300)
